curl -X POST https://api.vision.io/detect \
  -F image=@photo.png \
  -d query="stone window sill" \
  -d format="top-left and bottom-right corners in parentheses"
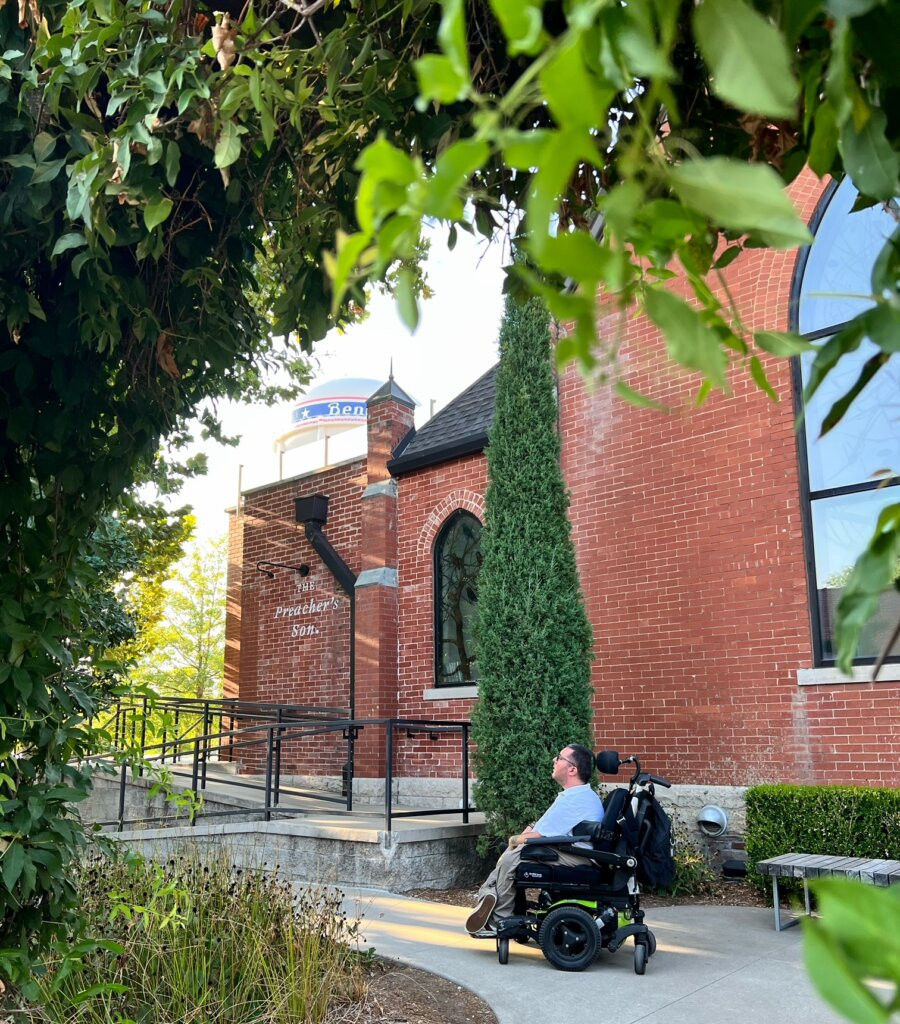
top-left (797, 664), bottom-right (900, 686)
top-left (423, 686), bottom-right (479, 700)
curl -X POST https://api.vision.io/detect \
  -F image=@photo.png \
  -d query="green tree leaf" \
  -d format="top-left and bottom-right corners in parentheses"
top-left (749, 355), bottom-right (779, 401)
top-left (694, 0), bottom-right (799, 118)
top-left (840, 108), bottom-right (900, 201)
top-left (644, 286), bottom-right (729, 388)
top-left (414, 54), bottom-right (468, 104)
top-left (803, 918), bottom-right (890, 1024)
top-left (395, 267), bottom-right (419, 331)
top-left (1, 841), bottom-right (24, 890)
top-left (489, 0), bottom-right (545, 55)
top-left (143, 198), bottom-right (173, 231)
top-left (50, 233), bottom-right (87, 257)
top-left (755, 331), bottom-right (814, 357)
top-left (214, 122), bottom-right (241, 169)
top-left (668, 159), bottom-right (813, 248)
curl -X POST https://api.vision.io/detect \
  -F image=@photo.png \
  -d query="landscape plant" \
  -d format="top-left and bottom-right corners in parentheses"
top-left (667, 824), bottom-right (716, 897)
top-left (471, 287), bottom-right (594, 847)
top-left (22, 850), bottom-right (365, 1024)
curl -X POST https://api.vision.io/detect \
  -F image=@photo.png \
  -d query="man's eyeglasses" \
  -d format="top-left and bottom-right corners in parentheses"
top-left (553, 753), bottom-right (576, 768)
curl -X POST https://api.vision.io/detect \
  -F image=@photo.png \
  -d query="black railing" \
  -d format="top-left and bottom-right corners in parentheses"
top-left (92, 696), bottom-right (472, 835)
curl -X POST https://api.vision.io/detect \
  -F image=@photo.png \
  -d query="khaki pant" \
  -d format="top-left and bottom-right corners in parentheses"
top-left (478, 844), bottom-right (592, 922)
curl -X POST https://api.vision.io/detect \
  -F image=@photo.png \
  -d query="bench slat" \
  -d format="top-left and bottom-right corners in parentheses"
top-left (794, 855), bottom-right (842, 878)
top-left (854, 859), bottom-right (892, 882)
top-left (820, 857), bottom-right (871, 877)
top-left (758, 854), bottom-right (825, 877)
top-left (872, 861), bottom-right (900, 886)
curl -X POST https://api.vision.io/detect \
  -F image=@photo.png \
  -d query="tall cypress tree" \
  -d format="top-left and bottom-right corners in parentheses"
top-left (471, 290), bottom-right (594, 847)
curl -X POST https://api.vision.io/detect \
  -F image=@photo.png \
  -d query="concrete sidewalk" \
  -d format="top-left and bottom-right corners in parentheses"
top-left (341, 889), bottom-right (845, 1024)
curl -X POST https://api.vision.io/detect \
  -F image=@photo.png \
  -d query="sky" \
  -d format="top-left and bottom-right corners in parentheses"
top-left (177, 225), bottom-right (508, 541)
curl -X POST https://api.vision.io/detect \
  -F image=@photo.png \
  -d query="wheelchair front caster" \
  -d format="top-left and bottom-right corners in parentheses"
top-left (497, 937), bottom-right (509, 964)
top-left (633, 940), bottom-right (647, 975)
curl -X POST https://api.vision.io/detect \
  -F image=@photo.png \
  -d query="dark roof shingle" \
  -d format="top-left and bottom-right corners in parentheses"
top-left (388, 363), bottom-right (498, 476)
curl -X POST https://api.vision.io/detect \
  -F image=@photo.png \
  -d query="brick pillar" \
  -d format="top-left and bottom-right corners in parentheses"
top-left (353, 378), bottom-right (415, 785)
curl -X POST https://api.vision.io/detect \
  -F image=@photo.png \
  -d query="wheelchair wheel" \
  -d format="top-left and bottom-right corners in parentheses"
top-left (538, 905), bottom-right (600, 972)
top-left (497, 937), bottom-right (509, 965)
top-left (634, 940), bottom-right (647, 975)
top-left (647, 930), bottom-right (657, 957)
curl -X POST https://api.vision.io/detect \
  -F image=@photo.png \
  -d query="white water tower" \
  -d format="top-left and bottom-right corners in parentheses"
top-left (274, 377), bottom-right (381, 472)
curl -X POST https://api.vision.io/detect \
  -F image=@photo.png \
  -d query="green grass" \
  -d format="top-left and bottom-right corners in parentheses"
top-left (26, 851), bottom-right (365, 1024)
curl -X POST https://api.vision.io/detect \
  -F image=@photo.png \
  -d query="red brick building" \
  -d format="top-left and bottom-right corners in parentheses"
top-left (226, 173), bottom-right (900, 799)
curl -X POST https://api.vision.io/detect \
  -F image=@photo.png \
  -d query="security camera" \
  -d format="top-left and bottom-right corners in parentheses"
top-left (697, 804), bottom-right (728, 837)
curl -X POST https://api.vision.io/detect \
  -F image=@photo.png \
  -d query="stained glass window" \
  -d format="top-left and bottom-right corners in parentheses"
top-left (434, 511), bottom-right (482, 685)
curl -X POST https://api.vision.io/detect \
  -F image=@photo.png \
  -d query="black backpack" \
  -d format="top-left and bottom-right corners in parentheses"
top-left (633, 793), bottom-right (676, 890)
top-left (606, 788), bottom-right (676, 890)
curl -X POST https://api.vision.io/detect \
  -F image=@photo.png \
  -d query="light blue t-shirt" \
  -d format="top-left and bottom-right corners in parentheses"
top-left (533, 784), bottom-right (605, 837)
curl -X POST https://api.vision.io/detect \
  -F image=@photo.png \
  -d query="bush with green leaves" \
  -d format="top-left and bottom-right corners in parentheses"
top-left (471, 288), bottom-right (594, 847)
top-left (745, 784), bottom-right (900, 891)
top-left (19, 851), bottom-right (364, 1024)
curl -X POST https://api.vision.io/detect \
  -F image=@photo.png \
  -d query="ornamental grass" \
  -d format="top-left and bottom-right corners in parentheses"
top-left (27, 851), bottom-right (365, 1024)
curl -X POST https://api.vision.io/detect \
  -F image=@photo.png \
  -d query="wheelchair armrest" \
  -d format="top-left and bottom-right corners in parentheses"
top-left (583, 849), bottom-right (636, 870)
top-left (522, 834), bottom-right (591, 848)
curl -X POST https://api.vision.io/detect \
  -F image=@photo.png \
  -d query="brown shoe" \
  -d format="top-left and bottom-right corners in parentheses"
top-left (465, 893), bottom-right (496, 934)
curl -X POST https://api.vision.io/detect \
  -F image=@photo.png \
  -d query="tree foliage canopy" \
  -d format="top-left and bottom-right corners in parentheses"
top-left (471, 288), bottom-right (594, 847)
top-left (129, 535), bottom-right (226, 700)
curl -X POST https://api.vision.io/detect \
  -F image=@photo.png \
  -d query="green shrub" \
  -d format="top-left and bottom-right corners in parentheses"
top-left (22, 851), bottom-right (365, 1024)
top-left (745, 784), bottom-right (900, 892)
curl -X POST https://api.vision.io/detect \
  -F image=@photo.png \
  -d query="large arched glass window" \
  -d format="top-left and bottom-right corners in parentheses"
top-left (434, 511), bottom-right (483, 686)
top-left (794, 178), bottom-right (900, 665)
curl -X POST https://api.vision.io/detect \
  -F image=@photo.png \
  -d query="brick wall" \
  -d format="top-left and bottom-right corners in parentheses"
top-left (225, 172), bottom-right (900, 789)
top-left (393, 456), bottom-right (487, 777)
top-left (558, 170), bottom-right (900, 788)
top-left (229, 458), bottom-right (366, 774)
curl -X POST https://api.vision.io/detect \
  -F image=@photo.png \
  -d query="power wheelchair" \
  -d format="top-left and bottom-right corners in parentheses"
top-left (486, 750), bottom-right (671, 974)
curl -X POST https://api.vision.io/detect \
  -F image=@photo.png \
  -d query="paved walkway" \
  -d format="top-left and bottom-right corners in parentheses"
top-left (341, 889), bottom-right (846, 1024)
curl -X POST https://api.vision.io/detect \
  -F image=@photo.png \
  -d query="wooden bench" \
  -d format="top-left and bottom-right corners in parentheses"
top-left (756, 854), bottom-right (900, 931)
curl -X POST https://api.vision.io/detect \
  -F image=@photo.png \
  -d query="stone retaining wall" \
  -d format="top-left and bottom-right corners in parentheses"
top-left (108, 820), bottom-right (487, 892)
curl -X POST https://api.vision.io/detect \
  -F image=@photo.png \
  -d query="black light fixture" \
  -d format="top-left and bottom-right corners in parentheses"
top-left (256, 561), bottom-right (310, 579)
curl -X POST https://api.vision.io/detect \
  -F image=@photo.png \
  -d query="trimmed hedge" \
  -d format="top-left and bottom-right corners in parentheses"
top-left (746, 784), bottom-right (900, 890)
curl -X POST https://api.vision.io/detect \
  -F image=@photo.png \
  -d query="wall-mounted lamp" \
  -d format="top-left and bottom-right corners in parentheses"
top-left (697, 804), bottom-right (728, 837)
top-left (256, 561), bottom-right (310, 579)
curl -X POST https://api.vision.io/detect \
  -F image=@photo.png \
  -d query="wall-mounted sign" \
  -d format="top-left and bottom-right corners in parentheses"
top-left (273, 578), bottom-right (341, 639)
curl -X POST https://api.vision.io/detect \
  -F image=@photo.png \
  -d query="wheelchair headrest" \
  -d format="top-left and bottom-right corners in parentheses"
top-left (595, 750), bottom-right (621, 775)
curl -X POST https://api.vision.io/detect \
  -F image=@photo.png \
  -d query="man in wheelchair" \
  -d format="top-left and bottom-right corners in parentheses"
top-left (465, 743), bottom-right (604, 935)
top-left (466, 748), bottom-right (671, 974)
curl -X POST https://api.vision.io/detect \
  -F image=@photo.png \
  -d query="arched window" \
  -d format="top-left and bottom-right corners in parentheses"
top-left (434, 511), bottom-right (483, 686)
top-left (793, 178), bottom-right (900, 664)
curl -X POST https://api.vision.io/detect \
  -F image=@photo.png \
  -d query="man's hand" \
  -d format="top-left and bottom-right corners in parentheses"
top-left (508, 827), bottom-right (541, 850)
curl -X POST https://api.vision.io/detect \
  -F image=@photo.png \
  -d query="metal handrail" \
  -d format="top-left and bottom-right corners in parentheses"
top-left (92, 697), bottom-right (472, 835)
